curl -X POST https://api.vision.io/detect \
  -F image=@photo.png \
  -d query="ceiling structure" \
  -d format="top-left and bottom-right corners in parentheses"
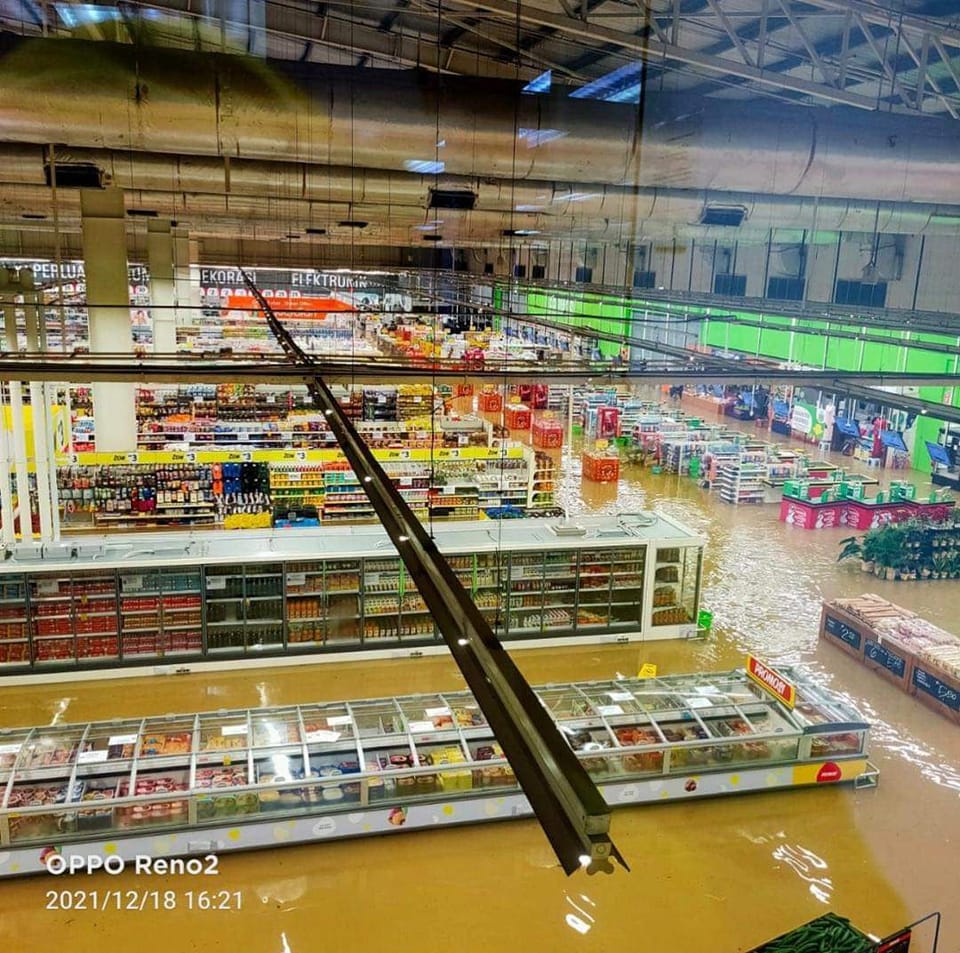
top-left (0, 1), bottom-right (959, 257)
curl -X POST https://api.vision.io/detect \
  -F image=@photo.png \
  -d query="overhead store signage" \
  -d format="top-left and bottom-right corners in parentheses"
top-left (198, 267), bottom-right (396, 292)
top-left (746, 655), bottom-right (796, 709)
top-left (0, 259), bottom-right (149, 286)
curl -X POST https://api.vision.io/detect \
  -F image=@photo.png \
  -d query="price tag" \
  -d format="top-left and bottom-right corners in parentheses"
top-left (287, 572), bottom-right (307, 587)
top-left (221, 724), bottom-right (249, 736)
top-left (607, 692), bottom-right (634, 702)
top-left (305, 729), bottom-right (341, 743)
top-left (399, 478), bottom-right (412, 487)
top-left (443, 485), bottom-right (456, 495)
top-left (408, 720), bottom-right (435, 733)
top-left (36, 579), bottom-right (60, 596)
top-left (683, 697), bottom-right (713, 709)
top-left (123, 575), bottom-right (143, 592)
top-left (693, 686), bottom-right (722, 696)
top-left (596, 704), bottom-right (624, 716)
top-left (108, 734), bottom-right (138, 746)
top-left (326, 716), bottom-right (352, 727)
top-left (0, 743), bottom-right (22, 755)
top-left (413, 396), bottom-right (423, 404)
top-left (424, 707), bottom-right (451, 717)
top-left (372, 431), bottom-right (384, 441)
top-left (287, 472), bottom-right (302, 482)
top-left (77, 749), bottom-right (109, 764)
top-left (206, 576), bottom-right (227, 591)
top-left (637, 663), bottom-right (658, 679)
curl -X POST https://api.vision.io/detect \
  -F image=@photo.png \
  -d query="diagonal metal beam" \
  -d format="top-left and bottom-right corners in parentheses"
top-left (899, 30), bottom-right (959, 120)
top-left (775, 0), bottom-right (836, 87)
top-left (702, 0), bottom-right (755, 68)
top-left (242, 269), bottom-right (627, 878)
top-left (440, 0), bottom-right (884, 109)
top-left (852, 13), bottom-right (915, 108)
top-left (932, 36), bottom-right (960, 97)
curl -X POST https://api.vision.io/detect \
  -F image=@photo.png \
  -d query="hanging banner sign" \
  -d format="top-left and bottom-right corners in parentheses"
top-left (746, 654), bottom-right (796, 708)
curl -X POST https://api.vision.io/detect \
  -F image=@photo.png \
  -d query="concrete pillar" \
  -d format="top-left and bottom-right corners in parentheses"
top-left (22, 283), bottom-right (55, 540)
top-left (147, 220), bottom-right (176, 353)
top-left (0, 277), bottom-right (32, 539)
top-left (80, 189), bottom-right (137, 451)
top-left (173, 231), bottom-right (200, 333)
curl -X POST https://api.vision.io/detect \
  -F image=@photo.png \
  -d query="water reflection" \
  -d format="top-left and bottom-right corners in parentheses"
top-left (564, 892), bottom-right (596, 935)
top-left (771, 842), bottom-right (833, 904)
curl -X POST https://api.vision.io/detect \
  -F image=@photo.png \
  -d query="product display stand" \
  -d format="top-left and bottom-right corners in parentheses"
top-left (0, 515), bottom-right (706, 677)
top-left (0, 667), bottom-right (872, 878)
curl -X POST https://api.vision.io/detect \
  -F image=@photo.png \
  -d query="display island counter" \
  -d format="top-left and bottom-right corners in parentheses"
top-left (0, 667), bottom-right (873, 877)
top-left (0, 515), bottom-right (705, 681)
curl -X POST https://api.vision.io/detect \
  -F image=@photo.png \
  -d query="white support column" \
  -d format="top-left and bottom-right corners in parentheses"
top-left (0, 384), bottom-right (15, 545)
top-left (22, 282), bottom-right (54, 540)
top-left (81, 189), bottom-right (137, 451)
top-left (148, 220), bottom-right (176, 353)
top-left (2, 299), bottom-right (32, 539)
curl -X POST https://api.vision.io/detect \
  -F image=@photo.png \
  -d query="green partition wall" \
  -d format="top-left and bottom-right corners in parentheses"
top-left (519, 285), bottom-right (958, 473)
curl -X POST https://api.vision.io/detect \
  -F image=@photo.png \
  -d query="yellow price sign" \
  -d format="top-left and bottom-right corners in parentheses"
top-left (637, 663), bottom-right (658, 679)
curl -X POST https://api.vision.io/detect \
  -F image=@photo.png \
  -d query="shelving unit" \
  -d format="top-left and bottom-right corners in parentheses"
top-left (715, 452), bottom-right (768, 504)
top-left (0, 668), bottom-right (872, 876)
top-left (0, 516), bottom-right (705, 676)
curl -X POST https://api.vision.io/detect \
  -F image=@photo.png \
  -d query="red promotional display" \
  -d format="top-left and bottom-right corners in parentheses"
top-left (597, 406), bottom-right (620, 439)
top-left (746, 654), bottom-right (797, 708)
top-left (478, 390), bottom-right (503, 413)
top-left (504, 404), bottom-right (532, 430)
top-left (532, 417), bottom-right (563, 449)
top-left (582, 450), bottom-right (620, 483)
top-left (780, 498), bottom-right (846, 529)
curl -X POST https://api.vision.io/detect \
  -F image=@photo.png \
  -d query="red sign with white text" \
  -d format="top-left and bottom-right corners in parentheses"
top-left (746, 655), bottom-right (796, 708)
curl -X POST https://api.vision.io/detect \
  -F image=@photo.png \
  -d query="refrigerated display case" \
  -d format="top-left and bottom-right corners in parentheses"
top-left (0, 515), bottom-right (705, 678)
top-left (0, 667), bottom-right (873, 877)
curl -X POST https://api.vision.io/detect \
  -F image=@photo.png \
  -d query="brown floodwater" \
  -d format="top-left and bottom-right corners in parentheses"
top-left (1, 410), bottom-right (958, 953)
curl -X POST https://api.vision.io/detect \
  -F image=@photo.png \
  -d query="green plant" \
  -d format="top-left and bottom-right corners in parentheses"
top-left (867, 524), bottom-right (906, 571)
top-left (932, 554), bottom-right (949, 577)
top-left (837, 536), bottom-right (863, 562)
top-left (860, 533), bottom-right (882, 566)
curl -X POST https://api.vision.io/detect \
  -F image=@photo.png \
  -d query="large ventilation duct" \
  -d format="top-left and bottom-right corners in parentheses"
top-left (1, 36), bottom-right (960, 204)
top-left (2, 153), bottom-right (960, 240)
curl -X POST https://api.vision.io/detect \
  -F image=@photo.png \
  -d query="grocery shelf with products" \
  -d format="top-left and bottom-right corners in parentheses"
top-left (0, 515), bottom-right (705, 676)
top-left (0, 666), bottom-right (872, 876)
top-left (55, 447), bottom-right (533, 530)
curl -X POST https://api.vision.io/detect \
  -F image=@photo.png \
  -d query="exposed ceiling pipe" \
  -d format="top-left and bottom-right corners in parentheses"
top-left (2, 153), bottom-right (960, 239)
top-left (1, 36), bottom-right (960, 203)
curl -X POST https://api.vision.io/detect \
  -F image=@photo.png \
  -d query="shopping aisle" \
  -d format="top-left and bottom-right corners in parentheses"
top-left (1, 451), bottom-right (959, 953)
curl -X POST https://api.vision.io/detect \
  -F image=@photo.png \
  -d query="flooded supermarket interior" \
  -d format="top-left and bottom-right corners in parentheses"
top-left (2, 3), bottom-right (960, 952)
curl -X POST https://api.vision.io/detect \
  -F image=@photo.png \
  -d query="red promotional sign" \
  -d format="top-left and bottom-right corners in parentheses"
top-left (746, 655), bottom-right (797, 708)
top-left (815, 762), bottom-right (842, 784)
top-left (225, 294), bottom-right (356, 320)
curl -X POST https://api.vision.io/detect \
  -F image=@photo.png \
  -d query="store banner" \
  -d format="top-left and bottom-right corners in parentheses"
top-left (225, 294), bottom-right (356, 320)
top-left (789, 404), bottom-right (812, 435)
top-left (745, 654), bottom-right (796, 708)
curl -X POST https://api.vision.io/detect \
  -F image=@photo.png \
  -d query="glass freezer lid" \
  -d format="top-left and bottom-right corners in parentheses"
top-left (199, 712), bottom-right (250, 751)
top-left (0, 730), bottom-right (33, 775)
top-left (139, 718), bottom-right (194, 758)
top-left (18, 728), bottom-right (83, 770)
top-left (251, 709), bottom-right (302, 747)
top-left (78, 720), bottom-right (143, 764)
